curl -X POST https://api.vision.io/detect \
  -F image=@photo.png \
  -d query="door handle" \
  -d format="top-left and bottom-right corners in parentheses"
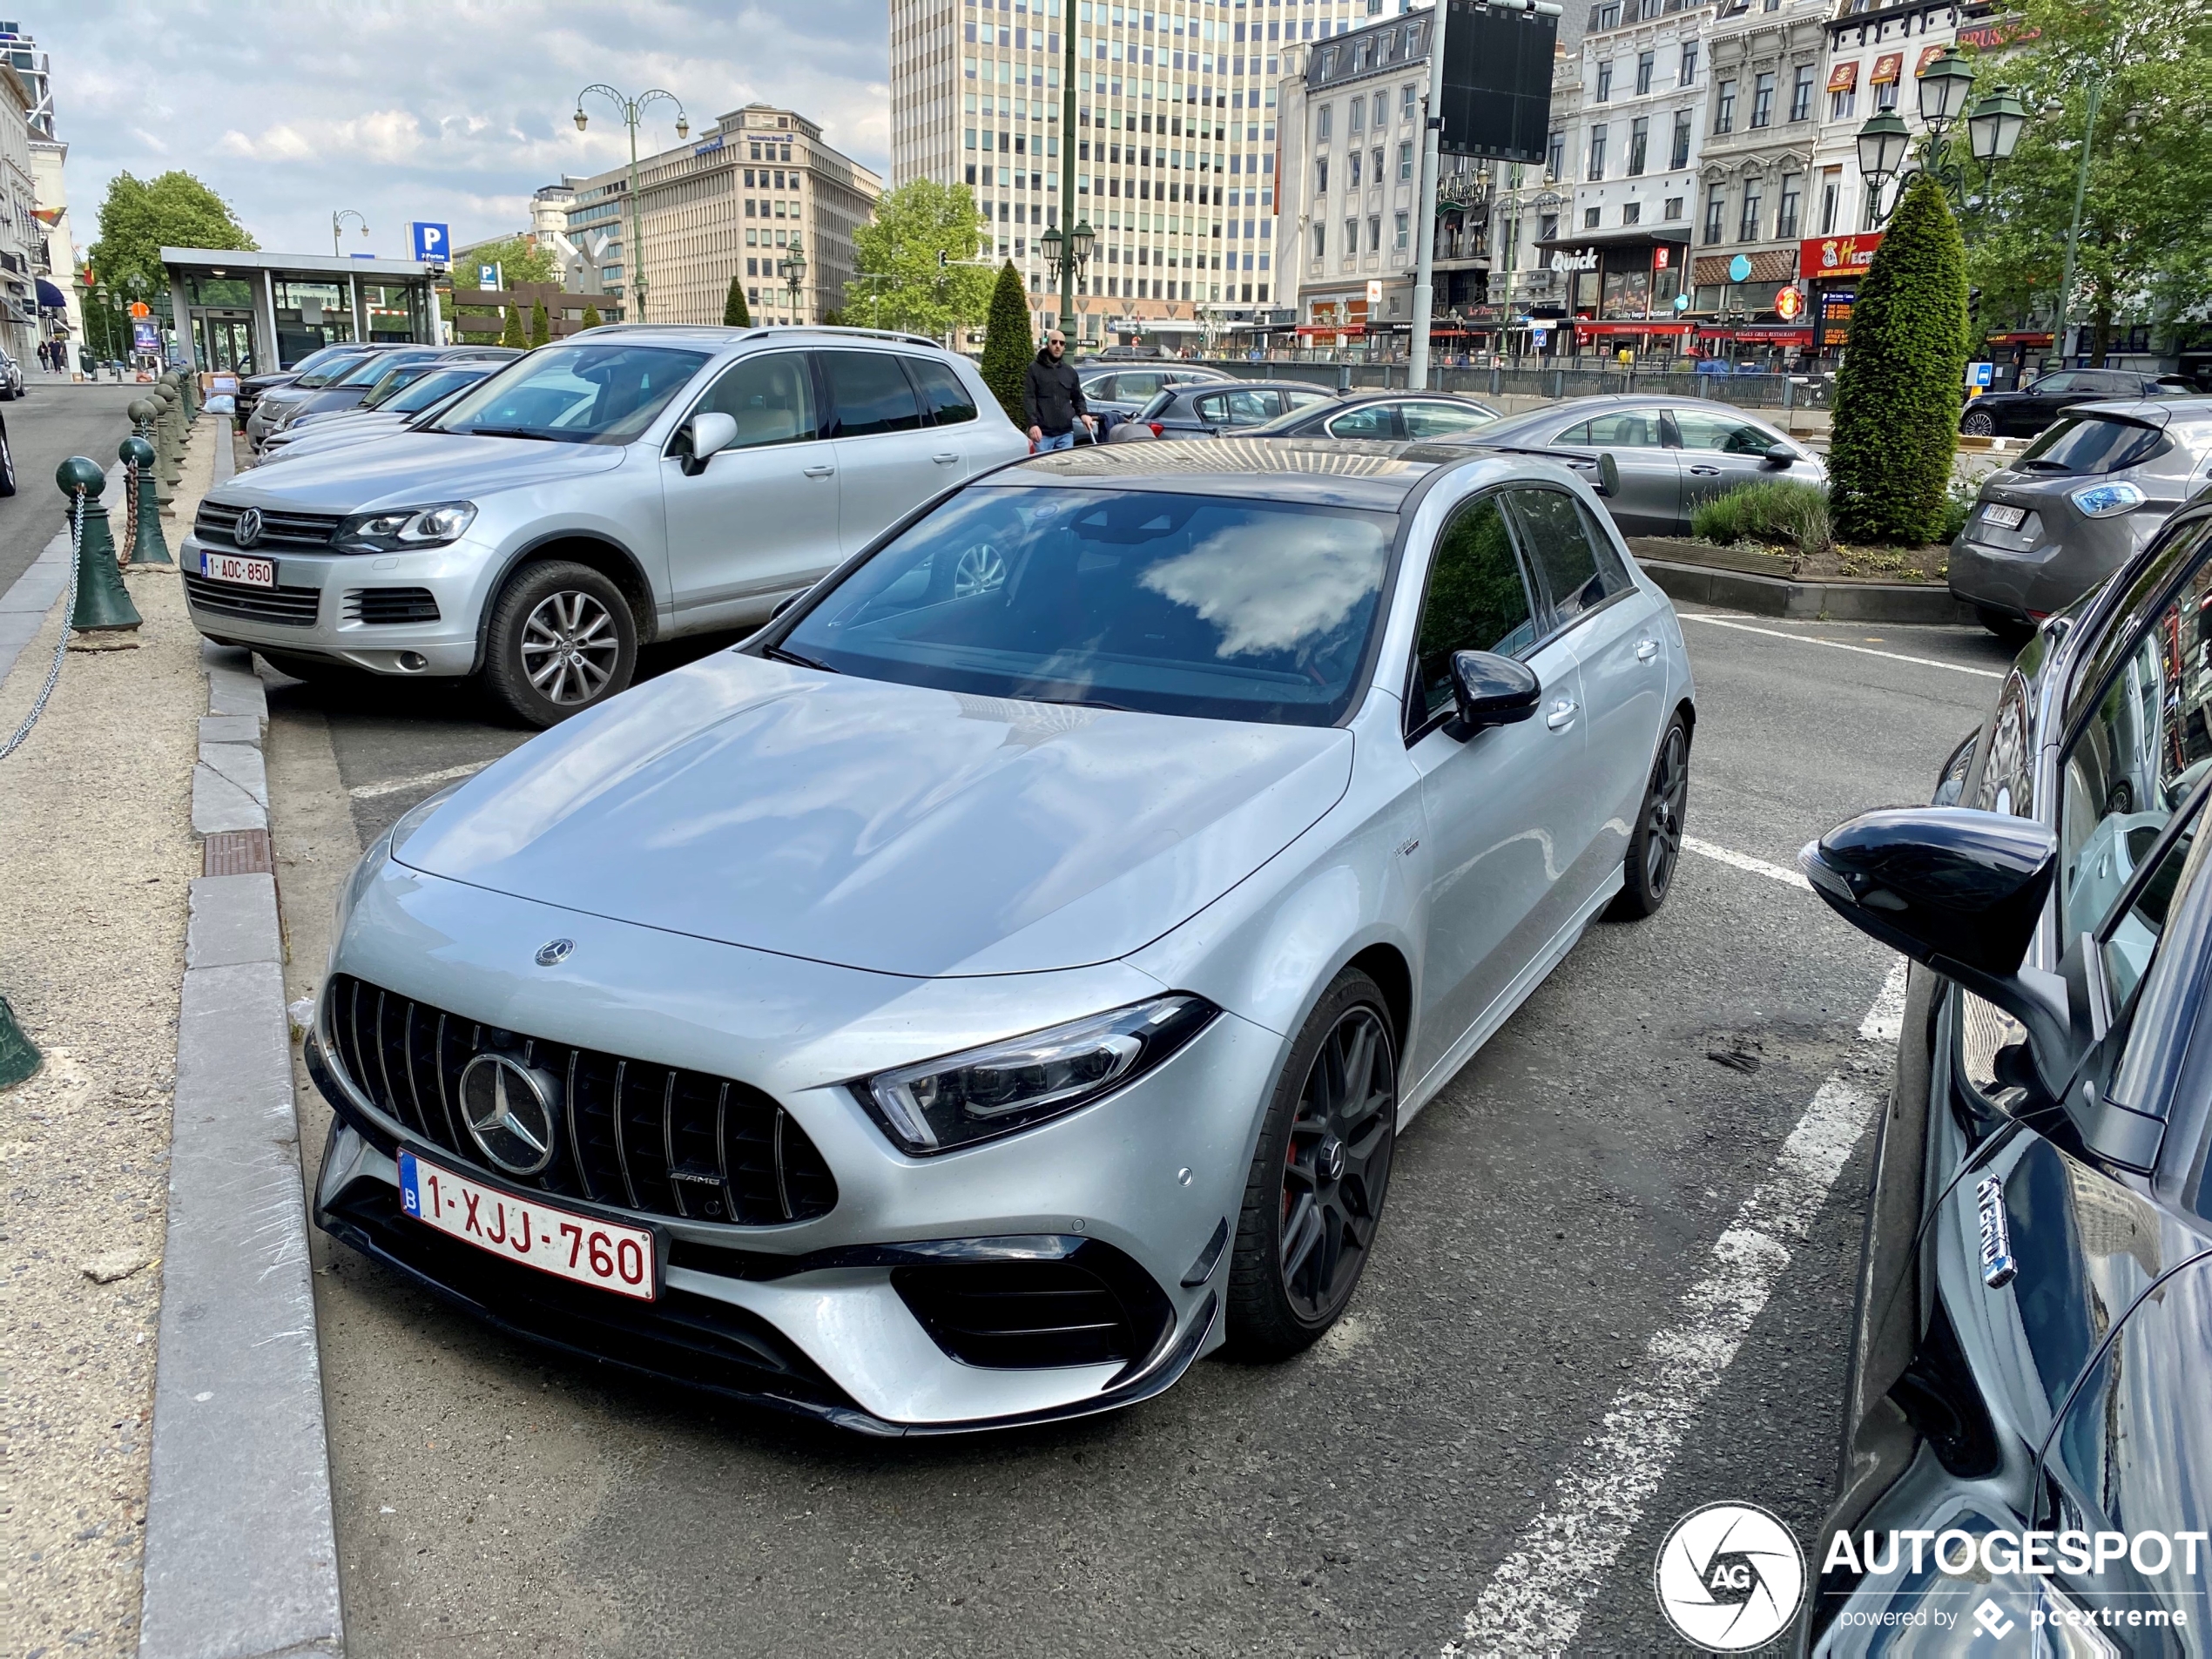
top-left (933, 452), bottom-right (960, 464)
top-left (803, 465), bottom-right (835, 478)
top-left (1635, 638), bottom-right (1661, 662)
top-left (1545, 698), bottom-right (1579, 731)
top-left (1689, 464), bottom-right (1721, 475)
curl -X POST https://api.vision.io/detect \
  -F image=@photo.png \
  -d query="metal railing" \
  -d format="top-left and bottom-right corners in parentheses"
top-left (1182, 357), bottom-right (1831, 411)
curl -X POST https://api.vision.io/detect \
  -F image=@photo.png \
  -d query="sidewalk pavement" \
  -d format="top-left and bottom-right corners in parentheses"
top-left (0, 422), bottom-right (219, 1657)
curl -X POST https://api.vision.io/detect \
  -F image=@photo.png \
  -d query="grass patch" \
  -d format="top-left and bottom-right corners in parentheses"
top-left (1689, 479), bottom-right (1835, 560)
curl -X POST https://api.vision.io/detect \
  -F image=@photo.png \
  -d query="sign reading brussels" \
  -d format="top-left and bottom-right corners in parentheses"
top-left (1799, 233), bottom-right (1884, 280)
top-left (410, 222), bottom-right (451, 265)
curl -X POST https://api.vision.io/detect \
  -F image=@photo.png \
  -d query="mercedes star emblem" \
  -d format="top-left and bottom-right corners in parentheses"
top-left (233, 506), bottom-right (265, 550)
top-left (456, 1053), bottom-right (559, 1177)
top-left (535, 938), bottom-right (574, 968)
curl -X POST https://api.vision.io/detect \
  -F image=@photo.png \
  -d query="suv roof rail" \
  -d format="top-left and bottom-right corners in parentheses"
top-left (566, 321), bottom-right (945, 353)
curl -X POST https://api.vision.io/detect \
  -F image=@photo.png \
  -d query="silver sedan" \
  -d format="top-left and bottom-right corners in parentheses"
top-left (307, 438), bottom-right (1696, 1433)
top-left (1440, 395), bottom-right (1828, 536)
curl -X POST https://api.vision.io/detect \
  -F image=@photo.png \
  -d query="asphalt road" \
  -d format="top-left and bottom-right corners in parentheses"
top-left (0, 380), bottom-right (145, 595)
top-left (261, 606), bottom-right (2015, 1657)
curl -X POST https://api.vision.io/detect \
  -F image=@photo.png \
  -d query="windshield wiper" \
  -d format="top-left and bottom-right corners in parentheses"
top-left (765, 644), bottom-right (839, 673)
top-left (448, 425), bottom-right (559, 442)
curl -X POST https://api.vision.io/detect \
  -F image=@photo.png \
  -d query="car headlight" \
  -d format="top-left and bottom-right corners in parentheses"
top-left (858, 995), bottom-right (1217, 1155)
top-left (2069, 481), bottom-right (2144, 518)
top-left (335, 501), bottom-right (477, 553)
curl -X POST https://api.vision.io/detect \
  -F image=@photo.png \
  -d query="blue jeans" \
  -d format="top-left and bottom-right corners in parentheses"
top-left (1035, 429), bottom-right (1076, 452)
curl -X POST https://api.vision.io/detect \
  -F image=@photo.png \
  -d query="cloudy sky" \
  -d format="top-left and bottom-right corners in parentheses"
top-left (41, 0), bottom-right (891, 260)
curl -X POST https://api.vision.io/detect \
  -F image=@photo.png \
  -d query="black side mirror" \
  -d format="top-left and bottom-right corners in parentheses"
top-left (1760, 442), bottom-right (1797, 469)
top-left (1801, 807), bottom-right (2074, 1096)
top-left (1449, 650), bottom-right (1541, 735)
top-left (1595, 451), bottom-right (1621, 496)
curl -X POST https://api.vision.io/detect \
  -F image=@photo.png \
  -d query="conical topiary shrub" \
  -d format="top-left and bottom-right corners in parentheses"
top-left (1828, 173), bottom-right (1970, 545)
top-left (529, 301), bottom-right (549, 348)
top-left (724, 273), bottom-right (752, 327)
top-left (978, 259), bottom-right (1033, 426)
top-left (500, 305), bottom-right (525, 349)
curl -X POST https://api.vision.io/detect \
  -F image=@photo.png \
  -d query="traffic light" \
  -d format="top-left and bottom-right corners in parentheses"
top-left (939, 249), bottom-right (949, 268)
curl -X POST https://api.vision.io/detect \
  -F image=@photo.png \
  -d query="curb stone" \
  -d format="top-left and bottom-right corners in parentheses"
top-left (138, 417), bottom-right (346, 1659)
top-left (1635, 556), bottom-right (1979, 624)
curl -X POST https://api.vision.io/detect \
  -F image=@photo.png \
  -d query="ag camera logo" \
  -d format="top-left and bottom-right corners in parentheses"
top-left (1655, 1502), bottom-right (1807, 1652)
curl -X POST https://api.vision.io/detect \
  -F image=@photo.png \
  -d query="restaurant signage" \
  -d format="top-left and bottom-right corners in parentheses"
top-left (1799, 233), bottom-right (1882, 280)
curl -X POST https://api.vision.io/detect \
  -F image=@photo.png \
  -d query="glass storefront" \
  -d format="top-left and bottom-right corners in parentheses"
top-left (273, 278), bottom-right (354, 366)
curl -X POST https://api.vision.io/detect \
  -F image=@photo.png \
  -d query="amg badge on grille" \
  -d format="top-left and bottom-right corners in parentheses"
top-left (1975, 1173), bottom-right (2016, 1290)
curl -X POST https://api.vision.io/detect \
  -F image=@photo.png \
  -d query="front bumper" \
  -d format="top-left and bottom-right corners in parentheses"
top-left (307, 857), bottom-right (1273, 1431)
top-left (179, 528), bottom-right (496, 676)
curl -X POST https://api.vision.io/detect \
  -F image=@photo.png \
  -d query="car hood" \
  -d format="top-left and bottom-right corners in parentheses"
top-left (213, 430), bottom-right (626, 509)
top-left (393, 653), bottom-right (1353, 978)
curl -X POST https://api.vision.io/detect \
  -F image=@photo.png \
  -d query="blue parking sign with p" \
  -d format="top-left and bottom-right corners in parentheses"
top-left (410, 221), bottom-right (449, 262)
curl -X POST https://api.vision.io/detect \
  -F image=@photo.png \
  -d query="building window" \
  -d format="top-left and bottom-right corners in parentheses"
top-left (1714, 79), bottom-right (1736, 133)
top-left (1394, 211), bottom-right (1409, 250)
top-left (1583, 206), bottom-right (1602, 229)
top-left (1738, 179), bottom-right (1762, 240)
top-left (1313, 222), bottom-right (1325, 260)
top-left (1547, 130), bottom-right (1565, 179)
top-left (1628, 116), bottom-right (1649, 175)
top-left (1399, 141), bottom-right (1413, 181)
top-left (1622, 199), bottom-right (1642, 225)
top-left (1874, 75), bottom-right (1898, 111)
top-left (1402, 84), bottom-right (1417, 119)
top-left (1635, 51), bottom-right (1655, 95)
top-left (1344, 217), bottom-right (1358, 261)
top-left (1348, 96), bottom-right (1363, 134)
top-left (1540, 212), bottom-right (1560, 243)
top-left (1818, 168), bottom-right (1840, 234)
top-left (1750, 71), bottom-right (1775, 128)
top-left (1317, 103), bottom-right (1332, 141)
top-left (1595, 58), bottom-right (1613, 102)
top-left (1349, 150), bottom-right (1362, 188)
top-left (1830, 86), bottom-right (1857, 121)
top-left (1777, 173), bottom-right (1801, 239)
top-left (1790, 64), bottom-right (1815, 122)
top-left (1678, 41), bottom-right (1698, 85)
top-left (1368, 214), bottom-right (1381, 251)
top-left (1372, 91), bottom-right (1386, 128)
top-left (1588, 124), bottom-right (1607, 180)
top-left (1316, 157), bottom-right (1329, 194)
top-left (1703, 186), bottom-right (1725, 245)
top-left (1663, 195), bottom-right (1684, 219)
top-left (1670, 109), bottom-right (1692, 169)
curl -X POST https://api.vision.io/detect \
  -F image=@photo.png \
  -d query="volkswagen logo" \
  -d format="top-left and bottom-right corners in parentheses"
top-left (456, 1053), bottom-right (560, 1177)
top-left (232, 506), bottom-right (265, 550)
top-left (534, 938), bottom-right (574, 968)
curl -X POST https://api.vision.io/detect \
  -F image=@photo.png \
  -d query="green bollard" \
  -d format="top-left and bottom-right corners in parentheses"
top-left (0, 991), bottom-right (38, 1090)
top-left (57, 456), bottom-right (142, 635)
top-left (118, 435), bottom-right (172, 566)
top-left (153, 388), bottom-right (180, 502)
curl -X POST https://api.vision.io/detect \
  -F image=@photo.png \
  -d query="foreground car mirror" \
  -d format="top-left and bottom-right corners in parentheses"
top-left (1800, 807), bottom-right (2073, 1096)
top-left (678, 411), bottom-right (739, 475)
top-left (1449, 650), bottom-right (1541, 734)
top-left (1760, 442), bottom-right (1797, 469)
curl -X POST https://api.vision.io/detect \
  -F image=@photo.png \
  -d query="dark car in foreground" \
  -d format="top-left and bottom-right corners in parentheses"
top-left (1961, 367), bottom-right (2193, 438)
top-left (1109, 380), bottom-right (1338, 440)
top-left (1951, 399), bottom-right (2212, 635)
top-left (1242, 390), bottom-right (1501, 442)
top-left (1797, 488), bottom-right (2212, 1652)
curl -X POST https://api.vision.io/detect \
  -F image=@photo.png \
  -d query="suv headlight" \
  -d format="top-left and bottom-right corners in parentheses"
top-left (858, 995), bottom-right (1217, 1155)
top-left (2069, 481), bottom-right (2144, 518)
top-left (335, 501), bottom-right (477, 552)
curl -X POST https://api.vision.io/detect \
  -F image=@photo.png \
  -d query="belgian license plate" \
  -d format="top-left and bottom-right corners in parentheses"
top-left (399, 1150), bottom-right (658, 1301)
top-left (199, 550), bottom-right (276, 588)
top-left (1982, 504), bottom-right (2027, 531)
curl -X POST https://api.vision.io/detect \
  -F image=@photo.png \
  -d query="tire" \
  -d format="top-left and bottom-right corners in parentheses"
top-left (482, 560), bottom-right (637, 728)
top-left (1960, 408), bottom-right (1996, 437)
top-left (0, 425), bottom-right (15, 496)
top-left (1225, 968), bottom-right (1398, 1359)
top-left (1608, 712), bottom-right (1690, 921)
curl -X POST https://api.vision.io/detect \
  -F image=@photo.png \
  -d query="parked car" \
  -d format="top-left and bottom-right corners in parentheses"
top-left (180, 325), bottom-right (1028, 725)
top-left (1797, 484), bottom-right (2212, 1652)
top-left (270, 346), bottom-right (518, 435)
top-left (1428, 395), bottom-right (1827, 537)
top-left (305, 435), bottom-right (1696, 1433)
top-left (0, 404), bottom-right (17, 495)
top-left (257, 365), bottom-right (504, 462)
top-left (246, 344), bottom-right (414, 449)
top-left (0, 349), bottom-right (23, 401)
top-left (1950, 399), bottom-right (2212, 635)
top-left (1243, 390), bottom-right (1502, 442)
top-left (1074, 362), bottom-right (1231, 433)
top-left (1960, 366), bottom-right (2194, 438)
top-left (1110, 380), bottom-right (1339, 440)
top-left (234, 344), bottom-right (361, 422)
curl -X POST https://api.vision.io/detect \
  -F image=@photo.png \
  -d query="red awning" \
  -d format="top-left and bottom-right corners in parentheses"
top-left (1827, 60), bottom-right (1858, 92)
top-left (1871, 51), bottom-right (1904, 84)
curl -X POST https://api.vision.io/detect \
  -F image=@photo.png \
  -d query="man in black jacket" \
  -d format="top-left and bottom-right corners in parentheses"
top-left (1021, 330), bottom-right (1096, 450)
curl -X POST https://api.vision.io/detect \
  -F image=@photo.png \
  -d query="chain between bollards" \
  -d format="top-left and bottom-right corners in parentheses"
top-left (0, 489), bottom-right (85, 763)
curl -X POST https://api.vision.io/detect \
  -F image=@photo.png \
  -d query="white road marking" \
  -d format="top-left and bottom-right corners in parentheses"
top-left (347, 761), bottom-right (489, 801)
top-left (1679, 612), bottom-right (2004, 680)
top-left (1683, 835), bottom-right (1811, 892)
top-left (1445, 969), bottom-right (1899, 1656)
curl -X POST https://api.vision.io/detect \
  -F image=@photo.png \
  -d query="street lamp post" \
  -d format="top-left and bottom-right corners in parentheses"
top-left (1854, 45), bottom-right (2020, 223)
top-left (1039, 219), bottom-right (1097, 336)
top-left (1059, 0), bottom-right (1078, 335)
top-left (574, 84), bottom-right (690, 323)
top-left (780, 240), bottom-right (808, 323)
top-left (2050, 77), bottom-right (2101, 370)
top-left (331, 208), bottom-right (369, 257)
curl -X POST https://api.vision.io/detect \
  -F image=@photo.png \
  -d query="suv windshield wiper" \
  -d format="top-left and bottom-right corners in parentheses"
top-left (446, 425), bottom-right (559, 442)
top-left (765, 644), bottom-right (839, 673)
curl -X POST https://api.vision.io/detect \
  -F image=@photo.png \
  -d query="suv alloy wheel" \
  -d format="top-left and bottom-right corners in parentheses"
top-left (483, 560), bottom-right (638, 727)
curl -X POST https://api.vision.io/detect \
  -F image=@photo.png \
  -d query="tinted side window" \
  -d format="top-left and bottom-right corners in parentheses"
top-left (1673, 408), bottom-right (1777, 455)
top-left (1115, 371), bottom-right (1169, 400)
top-left (1193, 393), bottom-right (1230, 424)
top-left (1412, 495), bottom-right (1537, 724)
top-left (1581, 408), bottom-right (1667, 448)
top-left (1326, 403), bottom-right (1400, 439)
top-left (694, 351), bottom-right (817, 448)
top-left (1402, 401), bottom-right (1495, 438)
top-left (1282, 388), bottom-right (1335, 412)
top-left (1552, 420), bottom-right (1593, 445)
top-left (822, 349), bottom-right (922, 437)
top-left (908, 357), bottom-right (978, 426)
top-left (1504, 488), bottom-right (1622, 624)
top-left (1222, 388), bottom-right (1277, 425)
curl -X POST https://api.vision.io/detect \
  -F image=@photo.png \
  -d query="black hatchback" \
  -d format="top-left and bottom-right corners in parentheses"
top-left (1961, 366), bottom-right (2194, 438)
top-left (1797, 490), bottom-right (2212, 1651)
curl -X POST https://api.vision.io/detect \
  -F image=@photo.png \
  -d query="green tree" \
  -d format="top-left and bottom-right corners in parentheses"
top-left (500, 305), bottom-right (526, 349)
top-left (850, 179), bottom-right (994, 340)
top-left (724, 273), bottom-right (752, 327)
top-left (452, 236), bottom-right (558, 292)
top-left (1959, 0), bottom-right (2212, 363)
top-left (581, 303), bottom-right (604, 329)
top-left (978, 260), bottom-right (1033, 425)
top-left (87, 171), bottom-right (256, 292)
top-left (529, 300), bottom-right (550, 348)
top-left (1829, 174), bottom-right (1970, 545)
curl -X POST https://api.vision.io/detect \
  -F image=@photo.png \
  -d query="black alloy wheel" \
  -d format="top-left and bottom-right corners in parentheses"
top-left (1960, 408), bottom-right (1997, 438)
top-left (1610, 713), bottom-right (1689, 920)
top-left (482, 559), bottom-right (637, 728)
top-left (1227, 968), bottom-right (1396, 1358)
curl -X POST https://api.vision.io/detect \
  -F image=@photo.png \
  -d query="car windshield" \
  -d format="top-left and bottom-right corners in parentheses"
top-left (779, 484), bottom-right (1396, 725)
top-left (281, 346), bottom-right (353, 379)
top-left (384, 368), bottom-right (487, 414)
top-left (361, 363), bottom-right (435, 408)
top-left (334, 353), bottom-right (416, 388)
top-left (431, 344), bottom-right (711, 444)
top-left (2016, 415), bottom-right (2169, 475)
top-left (294, 354), bottom-right (368, 389)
